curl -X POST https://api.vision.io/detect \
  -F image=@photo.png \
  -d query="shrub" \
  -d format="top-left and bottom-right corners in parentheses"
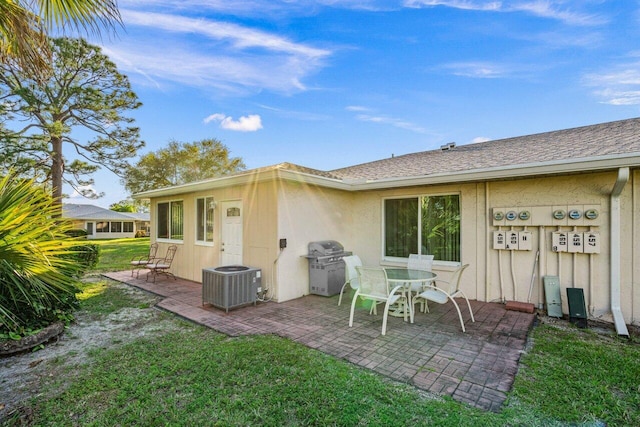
top-left (0, 174), bottom-right (82, 335)
top-left (64, 243), bottom-right (101, 276)
top-left (66, 228), bottom-right (88, 238)
top-left (135, 230), bottom-right (147, 238)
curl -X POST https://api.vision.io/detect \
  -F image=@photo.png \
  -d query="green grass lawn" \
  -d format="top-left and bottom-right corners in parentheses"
top-left (10, 238), bottom-right (640, 426)
top-left (88, 237), bottom-right (151, 273)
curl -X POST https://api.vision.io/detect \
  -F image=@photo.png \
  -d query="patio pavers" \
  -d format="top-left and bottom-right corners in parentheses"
top-left (104, 271), bottom-right (536, 411)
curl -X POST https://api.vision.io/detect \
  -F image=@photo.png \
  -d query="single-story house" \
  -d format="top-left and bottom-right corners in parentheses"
top-left (134, 117), bottom-right (640, 335)
top-left (63, 204), bottom-right (150, 239)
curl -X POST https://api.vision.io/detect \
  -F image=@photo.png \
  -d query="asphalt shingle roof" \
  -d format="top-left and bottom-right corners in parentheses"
top-left (329, 117), bottom-right (640, 181)
top-left (63, 204), bottom-right (149, 221)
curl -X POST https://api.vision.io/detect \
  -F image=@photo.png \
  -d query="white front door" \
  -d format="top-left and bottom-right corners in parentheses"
top-left (220, 200), bottom-right (243, 265)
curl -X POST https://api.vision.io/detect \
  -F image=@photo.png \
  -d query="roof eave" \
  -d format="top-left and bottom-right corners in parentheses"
top-left (351, 152), bottom-right (640, 190)
top-left (132, 153), bottom-right (640, 199)
top-left (132, 168), bottom-right (352, 200)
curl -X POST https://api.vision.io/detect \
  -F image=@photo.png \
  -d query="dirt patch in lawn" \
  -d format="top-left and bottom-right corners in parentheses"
top-left (0, 281), bottom-right (188, 423)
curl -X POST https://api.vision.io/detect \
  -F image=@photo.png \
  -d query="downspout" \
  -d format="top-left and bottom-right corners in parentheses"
top-left (485, 182), bottom-right (491, 303)
top-left (610, 167), bottom-right (630, 337)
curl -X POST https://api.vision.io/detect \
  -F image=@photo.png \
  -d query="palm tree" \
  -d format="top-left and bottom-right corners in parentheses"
top-left (0, 0), bottom-right (121, 79)
top-left (0, 173), bottom-right (82, 334)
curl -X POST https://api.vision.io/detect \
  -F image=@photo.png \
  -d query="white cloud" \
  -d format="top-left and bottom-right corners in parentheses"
top-left (204, 113), bottom-right (263, 131)
top-left (583, 64), bottom-right (640, 105)
top-left (345, 105), bottom-right (371, 112)
top-left (103, 10), bottom-right (331, 94)
top-left (354, 113), bottom-right (426, 133)
top-left (441, 61), bottom-right (511, 79)
top-left (404, 0), bottom-right (606, 26)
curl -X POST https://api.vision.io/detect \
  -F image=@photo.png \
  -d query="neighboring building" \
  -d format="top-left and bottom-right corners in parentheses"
top-left (63, 204), bottom-right (150, 239)
top-left (134, 118), bottom-right (640, 334)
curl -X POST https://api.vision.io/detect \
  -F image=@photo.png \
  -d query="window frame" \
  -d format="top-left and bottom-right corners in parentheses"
top-left (195, 196), bottom-right (215, 246)
top-left (96, 221), bottom-right (109, 233)
top-left (381, 193), bottom-right (461, 266)
top-left (157, 200), bottom-right (184, 242)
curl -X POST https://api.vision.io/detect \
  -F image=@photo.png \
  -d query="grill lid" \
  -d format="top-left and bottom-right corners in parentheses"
top-left (308, 240), bottom-right (345, 256)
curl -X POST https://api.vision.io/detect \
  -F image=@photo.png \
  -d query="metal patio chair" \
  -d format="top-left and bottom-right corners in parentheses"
top-left (407, 253), bottom-right (434, 313)
top-left (146, 245), bottom-right (178, 283)
top-left (349, 266), bottom-right (407, 335)
top-left (412, 264), bottom-right (475, 332)
top-left (338, 255), bottom-right (362, 306)
top-left (130, 242), bottom-right (158, 277)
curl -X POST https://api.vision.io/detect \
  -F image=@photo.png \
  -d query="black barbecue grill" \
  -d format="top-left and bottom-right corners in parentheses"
top-left (305, 240), bottom-right (352, 296)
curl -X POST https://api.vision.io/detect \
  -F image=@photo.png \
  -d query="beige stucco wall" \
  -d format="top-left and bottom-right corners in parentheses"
top-left (275, 180), bottom-right (354, 301)
top-left (148, 168), bottom-right (639, 327)
top-left (347, 171), bottom-right (638, 326)
top-left (150, 179), bottom-right (279, 285)
top-left (349, 183), bottom-right (484, 298)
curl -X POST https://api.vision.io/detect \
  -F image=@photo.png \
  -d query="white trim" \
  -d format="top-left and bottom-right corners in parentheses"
top-left (156, 200), bottom-right (184, 243)
top-left (381, 193), bottom-right (461, 264)
top-left (194, 196), bottom-right (215, 245)
top-left (132, 153), bottom-right (640, 199)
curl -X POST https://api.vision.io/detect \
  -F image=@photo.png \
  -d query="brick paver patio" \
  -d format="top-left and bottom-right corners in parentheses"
top-left (104, 271), bottom-right (535, 411)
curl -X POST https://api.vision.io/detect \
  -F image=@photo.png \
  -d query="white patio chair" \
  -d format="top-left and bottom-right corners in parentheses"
top-left (338, 255), bottom-right (362, 306)
top-left (349, 266), bottom-right (407, 335)
top-left (130, 242), bottom-right (158, 277)
top-left (146, 245), bottom-right (178, 283)
top-left (412, 264), bottom-right (475, 332)
top-left (407, 253), bottom-right (434, 313)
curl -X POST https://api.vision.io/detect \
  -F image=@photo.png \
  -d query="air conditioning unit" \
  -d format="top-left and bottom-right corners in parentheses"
top-left (202, 266), bottom-right (261, 312)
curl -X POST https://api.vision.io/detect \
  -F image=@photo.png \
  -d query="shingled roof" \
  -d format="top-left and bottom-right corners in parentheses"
top-left (63, 204), bottom-right (149, 221)
top-left (135, 117), bottom-right (640, 198)
top-left (329, 117), bottom-right (640, 181)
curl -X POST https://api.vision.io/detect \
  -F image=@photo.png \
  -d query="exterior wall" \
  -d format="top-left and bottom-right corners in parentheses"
top-left (275, 180), bottom-right (354, 301)
top-left (147, 168), bottom-right (639, 327)
top-left (349, 183), bottom-right (482, 298)
top-left (150, 179), bottom-right (278, 287)
top-left (348, 171), bottom-right (639, 326)
top-left (68, 219), bottom-right (137, 239)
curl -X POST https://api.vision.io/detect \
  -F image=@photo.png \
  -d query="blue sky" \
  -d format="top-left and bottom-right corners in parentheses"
top-left (63, 0), bottom-right (640, 208)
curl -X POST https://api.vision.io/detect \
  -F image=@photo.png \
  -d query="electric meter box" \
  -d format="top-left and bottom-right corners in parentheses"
top-left (568, 232), bottom-right (583, 253)
top-left (493, 231), bottom-right (506, 250)
top-left (505, 231), bottom-right (519, 250)
top-left (518, 231), bottom-right (532, 251)
top-left (543, 276), bottom-right (563, 318)
top-left (583, 232), bottom-right (600, 254)
top-left (551, 232), bottom-right (568, 252)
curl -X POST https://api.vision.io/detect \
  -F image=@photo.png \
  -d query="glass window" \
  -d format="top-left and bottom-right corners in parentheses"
top-left (157, 201), bottom-right (183, 241)
top-left (110, 222), bottom-right (122, 233)
top-left (157, 203), bottom-right (169, 239)
top-left (384, 195), bottom-right (460, 262)
top-left (196, 197), bottom-right (215, 243)
top-left (96, 221), bottom-right (109, 233)
top-left (123, 222), bottom-right (134, 232)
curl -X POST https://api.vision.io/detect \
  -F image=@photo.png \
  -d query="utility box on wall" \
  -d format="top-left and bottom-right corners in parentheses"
top-left (566, 288), bottom-right (588, 328)
top-left (543, 276), bottom-right (563, 318)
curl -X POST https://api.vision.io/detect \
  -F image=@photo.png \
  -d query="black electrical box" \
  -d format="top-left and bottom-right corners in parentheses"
top-left (566, 288), bottom-right (587, 328)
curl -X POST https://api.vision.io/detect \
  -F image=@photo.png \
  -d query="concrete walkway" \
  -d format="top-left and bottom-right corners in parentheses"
top-left (104, 271), bottom-right (535, 411)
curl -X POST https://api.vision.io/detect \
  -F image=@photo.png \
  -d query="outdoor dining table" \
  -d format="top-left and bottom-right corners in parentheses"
top-left (384, 268), bottom-right (437, 323)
